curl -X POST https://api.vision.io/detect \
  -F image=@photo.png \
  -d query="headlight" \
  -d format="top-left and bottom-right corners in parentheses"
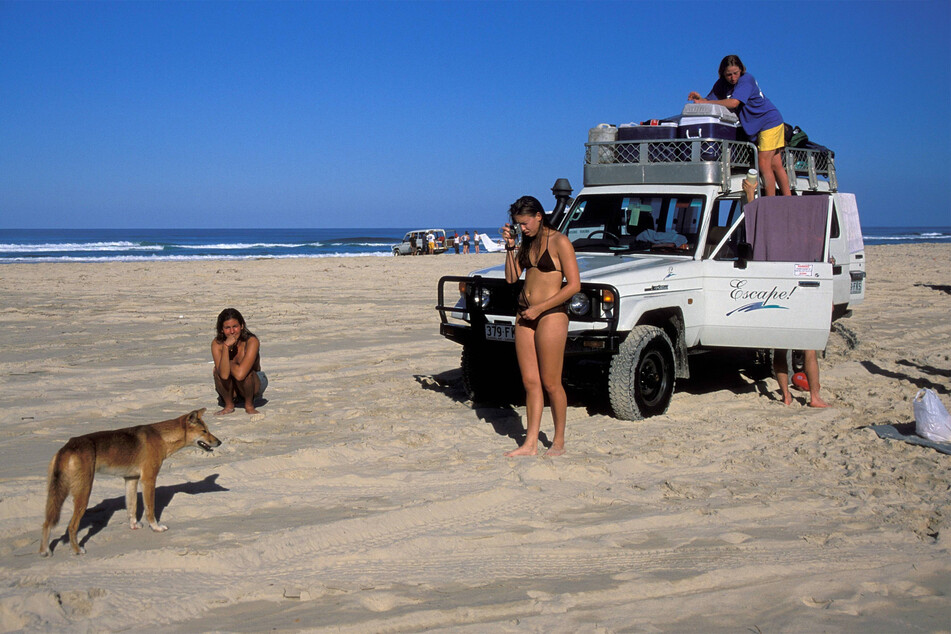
top-left (471, 286), bottom-right (491, 308)
top-left (568, 292), bottom-right (590, 316)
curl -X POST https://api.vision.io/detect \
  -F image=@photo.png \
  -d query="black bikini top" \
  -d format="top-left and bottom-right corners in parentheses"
top-left (526, 231), bottom-right (560, 273)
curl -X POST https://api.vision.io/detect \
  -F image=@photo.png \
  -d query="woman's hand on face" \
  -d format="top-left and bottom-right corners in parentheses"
top-left (223, 333), bottom-right (238, 348)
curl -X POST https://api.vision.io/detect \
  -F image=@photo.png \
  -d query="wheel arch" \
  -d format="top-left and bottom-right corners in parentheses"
top-left (632, 307), bottom-right (689, 380)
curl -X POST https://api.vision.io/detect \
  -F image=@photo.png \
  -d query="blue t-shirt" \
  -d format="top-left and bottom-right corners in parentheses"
top-left (706, 73), bottom-right (783, 137)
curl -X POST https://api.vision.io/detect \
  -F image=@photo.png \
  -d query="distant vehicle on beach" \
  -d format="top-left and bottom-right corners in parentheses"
top-left (393, 229), bottom-right (449, 255)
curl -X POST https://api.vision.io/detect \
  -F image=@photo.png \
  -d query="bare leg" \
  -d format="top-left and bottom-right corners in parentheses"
top-left (236, 372), bottom-right (260, 414)
top-left (213, 369), bottom-right (235, 415)
top-left (535, 313), bottom-right (569, 456)
top-left (803, 350), bottom-right (830, 408)
top-left (759, 149), bottom-right (777, 196)
top-left (773, 348), bottom-right (792, 405)
top-left (507, 321), bottom-right (542, 456)
top-left (758, 149), bottom-right (792, 197)
top-left (771, 150), bottom-right (792, 196)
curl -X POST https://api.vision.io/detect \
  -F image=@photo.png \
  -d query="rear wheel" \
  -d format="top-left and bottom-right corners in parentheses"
top-left (609, 325), bottom-right (676, 420)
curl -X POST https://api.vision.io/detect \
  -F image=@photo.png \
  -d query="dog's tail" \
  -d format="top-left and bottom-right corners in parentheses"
top-left (44, 452), bottom-right (68, 529)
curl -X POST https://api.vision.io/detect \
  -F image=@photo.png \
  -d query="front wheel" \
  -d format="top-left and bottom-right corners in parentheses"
top-left (609, 325), bottom-right (676, 420)
top-left (461, 342), bottom-right (522, 405)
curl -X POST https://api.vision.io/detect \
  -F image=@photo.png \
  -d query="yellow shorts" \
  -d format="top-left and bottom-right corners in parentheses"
top-left (757, 123), bottom-right (785, 152)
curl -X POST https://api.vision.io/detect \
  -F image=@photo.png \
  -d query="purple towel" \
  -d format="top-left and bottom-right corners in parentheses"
top-left (744, 196), bottom-right (828, 262)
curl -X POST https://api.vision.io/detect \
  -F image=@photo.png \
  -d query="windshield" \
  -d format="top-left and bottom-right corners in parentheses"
top-left (561, 194), bottom-right (705, 255)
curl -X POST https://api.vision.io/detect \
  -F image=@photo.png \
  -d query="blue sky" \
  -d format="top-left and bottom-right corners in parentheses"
top-left (1, 0), bottom-right (949, 229)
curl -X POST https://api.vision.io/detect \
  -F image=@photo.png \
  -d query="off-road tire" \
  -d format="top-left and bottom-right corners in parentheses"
top-left (609, 325), bottom-right (676, 420)
top-left (461, 343), bottom-right (522, 405)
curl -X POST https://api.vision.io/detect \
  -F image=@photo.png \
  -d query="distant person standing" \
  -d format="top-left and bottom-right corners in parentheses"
top-left (689, 55), bottom-right (791, 196)
top-left (463, 231), bottom-right (471, 254)
top-left (426, 231), bottom-right (435, 254)
top-left (453, 231), bottom-right (460, 253)
top-left (473, 230), bottom-right (480, 254)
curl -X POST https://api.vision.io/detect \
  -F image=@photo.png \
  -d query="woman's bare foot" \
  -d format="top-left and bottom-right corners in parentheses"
top-left (808, 395), bottom-right (830, 408)
top-left (244, 406), bottom-right (259, 414)
top-left (215, 406), bottom-right (235, 416)
top-left (544, 446), bottom-right (565, 457)
top-left (504, 445), bottom-right (537, 457)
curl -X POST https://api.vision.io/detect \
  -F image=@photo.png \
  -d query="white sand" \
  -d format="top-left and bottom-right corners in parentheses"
top-left (0, 244), bottom-right (948, 631)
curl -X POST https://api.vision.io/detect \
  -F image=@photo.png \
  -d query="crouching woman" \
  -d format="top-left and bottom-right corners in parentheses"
top-left (211, 308), bottom-right (267, 415)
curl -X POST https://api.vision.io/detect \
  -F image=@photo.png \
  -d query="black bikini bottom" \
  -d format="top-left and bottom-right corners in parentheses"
top-left (517, 288), bottom-right (568, 326)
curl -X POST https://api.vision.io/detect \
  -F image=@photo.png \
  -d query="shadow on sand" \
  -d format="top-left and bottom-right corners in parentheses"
top-left (47, 473), bottom-right (229, 554)
top-left (415, 369), bottom-right (559, 450)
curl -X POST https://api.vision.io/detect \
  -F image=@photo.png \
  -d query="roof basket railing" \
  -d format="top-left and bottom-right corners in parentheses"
top-left (584, 139), bottom-right (836, 191)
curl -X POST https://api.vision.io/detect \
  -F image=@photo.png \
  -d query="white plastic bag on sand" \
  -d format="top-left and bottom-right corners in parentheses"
top-left (914, 389), bottom-right (951, 443)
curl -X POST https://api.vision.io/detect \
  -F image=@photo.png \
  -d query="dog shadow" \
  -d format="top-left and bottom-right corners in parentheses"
top-left (48, 473), bottom-right (229, 554)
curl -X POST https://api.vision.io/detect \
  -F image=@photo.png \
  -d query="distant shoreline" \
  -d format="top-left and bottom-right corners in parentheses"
top-left (0, 226), bottom-right (948, 263)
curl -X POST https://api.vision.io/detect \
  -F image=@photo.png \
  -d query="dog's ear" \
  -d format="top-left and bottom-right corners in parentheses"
top-left (188, 408), bottom-right (207, 424)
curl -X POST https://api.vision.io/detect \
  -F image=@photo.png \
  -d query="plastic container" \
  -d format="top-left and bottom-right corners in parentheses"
top-left (680, 102), bottom-right (739, 122)
top-left (678, 103), bottom-right (740, 160)
top-left (617, 121), bottom-right (677, 163)
top-left (588, 123), bottom-right (617, 164)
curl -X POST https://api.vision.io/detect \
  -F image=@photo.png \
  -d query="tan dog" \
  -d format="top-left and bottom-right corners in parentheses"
top-left (40, 408), bottom-right (221, 556)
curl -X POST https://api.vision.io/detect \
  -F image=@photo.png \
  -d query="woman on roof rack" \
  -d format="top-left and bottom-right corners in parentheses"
top-left (688, 54), bottom-right (791, 196)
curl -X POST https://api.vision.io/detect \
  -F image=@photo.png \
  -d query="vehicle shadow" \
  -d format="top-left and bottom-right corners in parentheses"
top-left (675, 350), bottom-right (770, 396)
top-left (46, 474), bottom-right (229, 554)
top-left (915, 283), bottom-right (951, 295)
top-left (415, 370), bottom-right (560, 449)
top-left (861, 361), bottom-right (950, 395)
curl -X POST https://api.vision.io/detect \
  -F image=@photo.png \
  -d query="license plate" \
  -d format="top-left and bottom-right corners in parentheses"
top-left (850, 279), bottom-right (863, 294)
top-left (485, 323), bottom-right (515, 342)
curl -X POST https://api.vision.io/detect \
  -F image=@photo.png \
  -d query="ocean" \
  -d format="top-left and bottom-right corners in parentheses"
top-left (0, 226), bottom-right (947, 263)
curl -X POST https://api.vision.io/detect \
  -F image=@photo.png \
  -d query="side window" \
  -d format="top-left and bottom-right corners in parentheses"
top-left (705, 197), bottom-right (742, 259)
top-left (830, 202), bottom-right (841, 239)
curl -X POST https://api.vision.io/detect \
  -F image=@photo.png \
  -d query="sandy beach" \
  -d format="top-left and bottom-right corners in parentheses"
top-left (0, 243), bottom-right (948, 632)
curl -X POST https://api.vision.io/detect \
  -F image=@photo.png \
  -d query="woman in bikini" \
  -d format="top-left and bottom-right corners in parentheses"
top-left (501, 196), bottom-right (581, 456)
top-left (211, 308), bottom-right (267, 415)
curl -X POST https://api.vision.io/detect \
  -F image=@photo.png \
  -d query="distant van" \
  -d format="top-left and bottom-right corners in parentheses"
top-left (393, 229), bottom-right (448, 255)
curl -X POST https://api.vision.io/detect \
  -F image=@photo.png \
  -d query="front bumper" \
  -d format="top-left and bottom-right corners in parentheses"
top-left (436, 275), bottom-right (622, 356)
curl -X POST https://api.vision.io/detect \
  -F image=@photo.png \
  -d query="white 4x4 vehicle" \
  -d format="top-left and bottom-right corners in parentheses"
top-left (437, 129), bottom-right (866, 419)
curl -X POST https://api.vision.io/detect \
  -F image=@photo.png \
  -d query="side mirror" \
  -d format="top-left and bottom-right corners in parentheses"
top-left (734, 242), bottom-right (752, 269)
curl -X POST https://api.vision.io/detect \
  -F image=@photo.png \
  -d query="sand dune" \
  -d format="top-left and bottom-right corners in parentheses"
top-left (0, 244), bottom-right (948, 631)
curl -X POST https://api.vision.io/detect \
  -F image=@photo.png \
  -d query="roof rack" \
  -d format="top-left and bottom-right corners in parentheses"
top-left (584, 139), bottom-right (836, 192)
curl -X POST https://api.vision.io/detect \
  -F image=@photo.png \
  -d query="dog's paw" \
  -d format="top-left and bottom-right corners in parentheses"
top-left (150, 523), bottom-right (168, 532)
top-left (72, 547), bottom-right (85, 555)
top-left (130, 520), bottom-right (143, 530)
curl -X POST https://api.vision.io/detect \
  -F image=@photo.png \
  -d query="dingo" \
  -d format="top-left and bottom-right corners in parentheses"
top-left (40, 408), bottom-right (221, 556)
